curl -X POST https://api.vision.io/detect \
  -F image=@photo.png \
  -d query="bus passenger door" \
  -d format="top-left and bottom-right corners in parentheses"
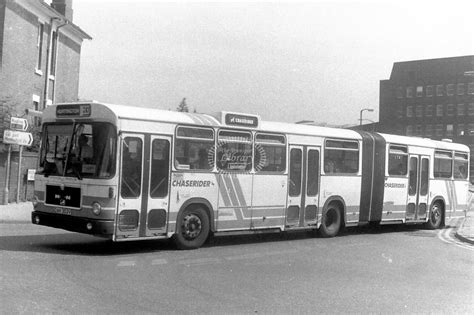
top-left (115, 134), bottom-right (145, 240)
top-left (145, 136), bottom-right (171, 237)
top-left (406, 155), bottom-right (429, 222)
top-left (304, 147), bottom-right (320, 226)
top-left (286, 146), bottom-right (303, 227)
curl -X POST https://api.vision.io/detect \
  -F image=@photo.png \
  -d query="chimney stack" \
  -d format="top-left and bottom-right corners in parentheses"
top-left (51, 0), bottom-right (74, 22)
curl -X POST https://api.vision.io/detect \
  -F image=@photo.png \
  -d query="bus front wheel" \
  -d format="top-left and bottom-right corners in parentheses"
top-left (173, 206), bottom-right (210, 250)
top-left (319, 204), bottom-right (341, 237)
top-left (425, 201), bottom-right (443, 230)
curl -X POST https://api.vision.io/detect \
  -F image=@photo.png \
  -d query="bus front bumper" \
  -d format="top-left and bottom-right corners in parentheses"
top-left (32, 211), bottom-right (114, 236)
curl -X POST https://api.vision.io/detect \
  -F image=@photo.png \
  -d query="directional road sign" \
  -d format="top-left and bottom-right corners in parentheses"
top-left (10, 117), bottom-right (29, 131)
top-left (3, 129), bottom-right (33, 146)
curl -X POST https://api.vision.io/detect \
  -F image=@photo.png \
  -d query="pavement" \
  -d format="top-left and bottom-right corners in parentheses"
top-left (1, 200), bottom-right (473, 244)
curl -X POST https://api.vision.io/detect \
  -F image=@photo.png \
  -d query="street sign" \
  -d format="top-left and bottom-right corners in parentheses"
top-left (27, 169), bottom-right (36, 181)
top-left (2, 130), bottom-right (33, 146)
top-left (10, 117), bottom-right (29, 131)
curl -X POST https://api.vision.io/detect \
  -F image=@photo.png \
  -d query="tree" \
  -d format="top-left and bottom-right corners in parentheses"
top-left (176, 97), bottom-right (189, 112)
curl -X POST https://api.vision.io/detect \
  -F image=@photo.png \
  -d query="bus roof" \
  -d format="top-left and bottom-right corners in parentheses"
top-left (379, 133), bottom-right (469, 152)
top-left (42, 101), bottom-right (469, 152)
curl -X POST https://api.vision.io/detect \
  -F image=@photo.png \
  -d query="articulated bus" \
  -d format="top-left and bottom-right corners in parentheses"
top-left (32, 102), bottom-right (471, 249)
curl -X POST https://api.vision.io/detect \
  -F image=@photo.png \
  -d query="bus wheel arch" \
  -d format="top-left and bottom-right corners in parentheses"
top-left (173, 199), bottom-right (213, 250)
top-left (319, 197), bottom-right (345, 237)
top-left (425, 197), bottom-right (445, 230)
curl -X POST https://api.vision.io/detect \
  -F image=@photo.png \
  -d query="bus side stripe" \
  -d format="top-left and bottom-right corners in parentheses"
top-left (451, 181), bottom-right (458, 210)
top-left (232, 176), bottom-right (248, 207)
top-left (223, 175), bottom-right (240, 207)
top-left (184, 113), bottom-right (202, 125)
top-left (199, 115), bottom-right (215, 126)
top-left (216, 174), bottom-right (231, 207)
top-left (216, 174), bottom-right (245, 221)
top-left (445, 181), bottom-right (453, 211)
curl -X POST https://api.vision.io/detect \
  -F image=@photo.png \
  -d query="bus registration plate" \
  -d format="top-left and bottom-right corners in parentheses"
top-left (55, 208), bottom-right (72, 215)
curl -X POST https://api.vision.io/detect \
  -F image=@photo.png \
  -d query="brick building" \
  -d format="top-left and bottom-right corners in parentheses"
top-left (379, 56), bottom-right (474, 183)
top-left (0, 0), bottom-right (91, 202)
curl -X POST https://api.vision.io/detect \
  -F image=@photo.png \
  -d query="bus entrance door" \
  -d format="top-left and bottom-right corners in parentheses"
top-left (145, 136), bottom-right (171, 237)
top-left (286, 146), bottom-right (321, 228)
top-left (115, 134), bottom-right (145, 240)
top-left (406, 155), bottom-right (430, 222)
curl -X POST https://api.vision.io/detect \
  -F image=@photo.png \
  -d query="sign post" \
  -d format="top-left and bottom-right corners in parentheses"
top-left (3, 117), bottom-right (33, 204)
top-left (2, 145), bottom-right (11, 205)
top-left (3, 130), bottom-right (33, 146)
top-left (10, 117), bottom-right (29, 131)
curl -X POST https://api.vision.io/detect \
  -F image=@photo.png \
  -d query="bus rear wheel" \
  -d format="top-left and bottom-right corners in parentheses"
top-left (319, 204), bottom-right (341, 237)
top-left (425, 201), bottom-right (443, 230)
top-left (173, 206), bottom-right (210, 250)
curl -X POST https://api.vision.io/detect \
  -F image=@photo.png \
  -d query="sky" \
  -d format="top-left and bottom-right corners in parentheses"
top-left (73, 0), bottom-right (474, 126)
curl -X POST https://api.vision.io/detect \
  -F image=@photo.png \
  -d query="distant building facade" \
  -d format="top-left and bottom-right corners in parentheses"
top-left (379, 56), bottom-right (474, 183)
top-left (0, 0), bottom-right (91, 202)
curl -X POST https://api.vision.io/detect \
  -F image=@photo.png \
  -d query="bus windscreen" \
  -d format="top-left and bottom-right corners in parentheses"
top-left (38, 122), bottom-right (117, 179)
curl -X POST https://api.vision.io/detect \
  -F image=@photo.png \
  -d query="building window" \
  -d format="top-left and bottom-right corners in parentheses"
top-left (425, 105), bottom-right (433, 117)
top-left (415, 125), bottom-right (423, 136)
top-left (446, 124), bottom-right (454, 137)
top-left (436, 85), bottom-right (444, 96)
top-left (406, 105), bottom-right (413, 117)
top-left (446, 84), bottom-right (455, 96)
top-left (457, 104), bottom-right (465, 116)
top-left (415, 105), bottom-right (423, 117)
top-left (435, 124), bottom-right (443, 137)
top-left (457, 83), bottom-right (465, 95)
top-left (406, 125), bottom-right (413, 136)
top-left (397, 106), bottom-right (403, 119)
top-left (416, 86), bottom-right (423, 97)
top-left (425, 124), bottom-right (433, 137)
top-left (457, 124), bottom-right (465, 136)
top-left (468, 123), bottom-right (474, 136)
top-left (426, 85), bottom-right (434, 97)
top-left (468, 82), bottom-right (474, 94)
top-left (36, 23), bottom-right (44, 72)
top-left (33, 95), bottom-right (41, 126)
top-left (436, 104), bottom-right (444, 116)
top-left (446, 104), bottom-right (455, 116)
top-left (396, 87), bottom-right (404, 98)
top-left (468, 103), bottom-right (474, 116)
top-left (406, 87), bottom-right (414, 98)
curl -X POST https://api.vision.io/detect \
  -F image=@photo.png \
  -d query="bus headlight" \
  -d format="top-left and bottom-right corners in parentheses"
top-left (91, 202), bottom-right (102, 216)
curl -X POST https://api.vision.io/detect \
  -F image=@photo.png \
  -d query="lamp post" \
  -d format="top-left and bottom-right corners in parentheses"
top-left (359, 108), bottom-right (374, 125)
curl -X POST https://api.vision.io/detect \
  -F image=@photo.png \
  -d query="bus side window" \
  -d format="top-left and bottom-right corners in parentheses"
top-left (121, 137), bottom-right (143, 198)
top-left (174, 126), bottom-right (214, 171)
top-left (434, 151), bottom-right (453, 179)
top-left (453, 152), bottom-right (469, 180)
top-left (324, 139), bottom-right (359, 174)
top-left (388, 145), bottom-right (408, 176)
top-left (150, 139), bottom-right (170, 198)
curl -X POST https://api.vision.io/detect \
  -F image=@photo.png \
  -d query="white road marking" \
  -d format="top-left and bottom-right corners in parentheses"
top-left (151, 259), bottom-right (168, 265)
top-left (117, 260), bottom-right (136, 267)
top-left (437, 226), bottom-right (473, 251)
top-left (179, 257), bottom-right (221, 267)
